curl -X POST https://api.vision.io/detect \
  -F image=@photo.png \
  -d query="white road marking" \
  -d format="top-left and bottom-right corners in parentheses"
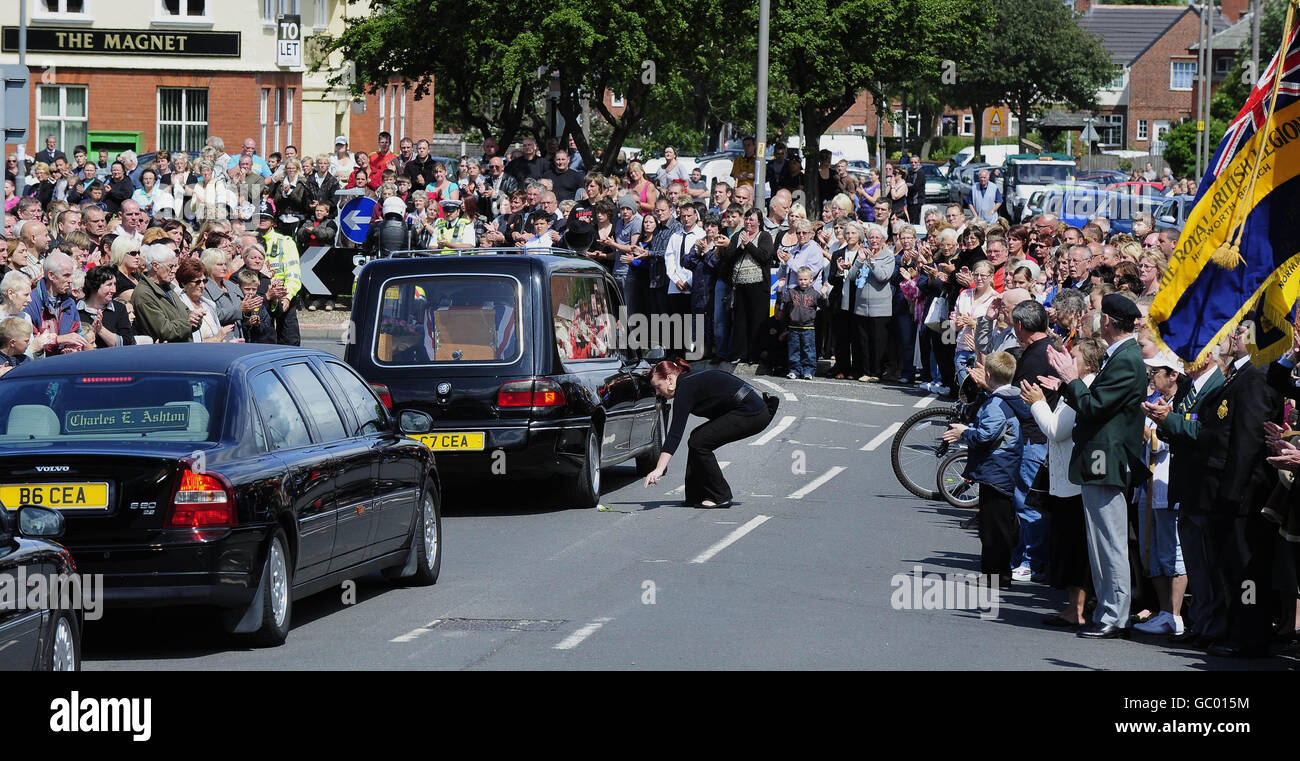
top-left (787, 440), bottom-right (849, 449)
top-left (391, 619), bottom-right (443, 643)
top-left (861, 422), bottom-right (902, 451)
top-left (787, 466), bottom-right (847, 499)
top-left (805, 416), bottom-right (880, 428)
top-left (750, 377), bottom-right (797, 402)
top-left (666, 462), bottom-right (729, 495)
top-left (554, 617), bottom-right (612, 650)
top-left (752, 415), bottom-right (796, 446)
top-left (805, 393), bottom-right (902, 407)
top-left (690, 515), bottom-right (772, 564)
top-left (913, 394), bottom-right (938, 409)
top-left (779, 377), bottom-right (858, 387)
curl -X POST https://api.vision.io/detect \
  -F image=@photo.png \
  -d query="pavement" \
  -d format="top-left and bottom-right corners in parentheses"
top-left (79, 337), bottom-right (1300, 670)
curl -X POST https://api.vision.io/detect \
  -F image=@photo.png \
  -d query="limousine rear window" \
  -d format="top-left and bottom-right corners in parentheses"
top-left (373, 275), bottom-right (522, 365)
top-left (0, 375), bottom-right (224, 443)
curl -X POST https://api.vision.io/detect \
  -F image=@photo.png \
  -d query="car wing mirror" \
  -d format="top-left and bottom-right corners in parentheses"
top-left (398, 409), bottom-right (434, 435)
top-left (17, 506), bottom-right (64, 539)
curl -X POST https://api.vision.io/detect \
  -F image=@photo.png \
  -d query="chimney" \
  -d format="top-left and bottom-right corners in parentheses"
top-left (1074, 0), bottom-right (1092, 13)
top-left (1218, 0), bottom-right (1248, 23)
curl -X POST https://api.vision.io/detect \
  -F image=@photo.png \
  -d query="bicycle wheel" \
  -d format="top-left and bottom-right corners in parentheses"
top-left (937, 450), bottom-right (979, 509)
top-left (890, 406), bottom-right (961, 500)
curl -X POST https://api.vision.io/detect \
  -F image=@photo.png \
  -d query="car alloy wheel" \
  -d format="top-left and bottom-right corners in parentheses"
top-left (51, 614), bottom-right (78, 671)
top-left (269, 538), bottom-right (289, 629)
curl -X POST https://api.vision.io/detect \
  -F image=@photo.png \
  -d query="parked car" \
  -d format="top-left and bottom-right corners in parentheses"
top-left (1153, 194), bottom-right (1196, 232)
top-left (1046, 186), bottom-right (1165, 234)
top-left (0, 506), bottom-right (80, 670)
top-left (919, 162), bottom-right (949, 202)
top-left (345, 249), bottom-right (667, 509)
top-left (1075, 169), bottom-right (1129, 186)
top-left (0, 344), bottom-right (442, 646)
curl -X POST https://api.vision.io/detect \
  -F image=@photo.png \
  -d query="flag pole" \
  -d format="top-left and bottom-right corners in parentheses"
top-left (1211, 0), bottom-right (1299, 270)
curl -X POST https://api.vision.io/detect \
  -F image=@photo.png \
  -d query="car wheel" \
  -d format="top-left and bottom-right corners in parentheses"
top-left (41, 611), bottom-right (80, 671)
top-left (246, 530), bottom-right (292, 647)
top-left (635, 408), bottom-right (664, 476)
top-left (384, 487), bottom-right (441, 586)
top-left (568, 427), bottom-right (602, 508)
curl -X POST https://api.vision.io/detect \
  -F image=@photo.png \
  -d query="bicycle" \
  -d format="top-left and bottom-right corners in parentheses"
top-left (936, 449), bottom-right (979, 508)
top-left (890, 399), bottom-right (971, 501)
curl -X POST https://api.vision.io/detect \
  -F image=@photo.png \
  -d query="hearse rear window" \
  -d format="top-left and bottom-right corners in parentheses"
top-left (0, 375), bottom-right (224, 443)
top-left (374, 275), bottom-right (521, 365)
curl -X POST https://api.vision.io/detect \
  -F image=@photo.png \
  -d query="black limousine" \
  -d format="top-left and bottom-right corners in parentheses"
top-left (0, 344), bottom-right (442, 646)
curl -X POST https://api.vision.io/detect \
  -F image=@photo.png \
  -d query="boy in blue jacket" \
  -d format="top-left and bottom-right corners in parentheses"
top-left (943, 351), bottom-right (1024, 587)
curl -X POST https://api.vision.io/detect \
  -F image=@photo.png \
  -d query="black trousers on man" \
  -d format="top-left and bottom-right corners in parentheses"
top-left (684, 407), bottom-right (773, 504)
top-left (273, 298), bottom-right (301, 346)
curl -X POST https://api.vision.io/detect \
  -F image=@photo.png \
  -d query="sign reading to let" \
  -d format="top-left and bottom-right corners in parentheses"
top-left (2, 27), bottom-right (241, 57)
top-left (276, 15), bottom-right (302, 68)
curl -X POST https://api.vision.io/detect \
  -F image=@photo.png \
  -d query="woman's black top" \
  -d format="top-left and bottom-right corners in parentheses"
top-left (662, 369), bottom-right (767, 455)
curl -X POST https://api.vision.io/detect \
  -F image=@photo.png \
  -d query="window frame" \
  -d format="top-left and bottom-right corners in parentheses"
top-left (371, 273), bottom-right (527, 368)
top-left (155, 0), bottom-right (212, 25)
top-left (1170, 60), bottom-right (1197, 92)
top-left (322, 360), bottom-right (390, 437)
top-left (249, 368), bottom-right (313, 452)
top-left (34, 0), bottom-right (92, 22)
top-left (279, 361), bottom-right (350, 444)
top-left (35, 84), bottom-right (88, 153)
top-left (157, 87), bottom-right (209, 153)
top-left (550, 273), bottom-right (619, 364)
top-left (1136, 119), bottom-right (1149, 142)
top-left (959, 114), bottom-right (973, 137)
top-left (263, 0), bottom-right (300, 25)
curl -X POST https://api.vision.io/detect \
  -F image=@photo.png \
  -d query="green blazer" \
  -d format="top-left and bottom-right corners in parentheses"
top-left (1064, 336), bottom-right (1148, 489)
top-left (1157, 367), bottom-right (1225, 509)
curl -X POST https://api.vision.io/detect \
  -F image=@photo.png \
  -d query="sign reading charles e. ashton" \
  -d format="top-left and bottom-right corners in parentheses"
top-left (2, 27), bottom-right (240, 57)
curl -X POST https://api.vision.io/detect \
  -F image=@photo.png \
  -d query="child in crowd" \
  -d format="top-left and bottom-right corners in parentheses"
top-left (0, 317), bottom-right (32, 376)
top-left (524, 215), bottom-right (552, 253)
top-left (233, 269), bottom-right (275, 344)
top-left (943, 351), bottom-right (1024, 587)
top-left (778, 265), bottom-right (827, 380)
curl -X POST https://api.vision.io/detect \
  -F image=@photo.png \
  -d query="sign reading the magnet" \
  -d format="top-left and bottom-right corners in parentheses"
top-left (277, 15), bottom-right (301, 67)
top-left (339, 196), bottom-right (377, 244)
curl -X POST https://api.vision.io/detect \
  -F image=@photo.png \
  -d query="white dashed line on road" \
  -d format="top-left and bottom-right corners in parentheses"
top-left (804, 416), bottom-right (880, 428)
top-left (788, 466), bottom-right (847, 499)
top-left (913, 395), bottom-right (939, 409)
top-left (690, 515), bottom-right (772, 564)
top-left (750, 377), bottom-right (797, 402)
top-left (805, 394), bottom-right (902, 407)
top-left (666, 462), bottom-right (729, 495)
top-left (752, 415), bottom-right (796, 446)
top-left (390, 619), bottom-right (442, 643)
top-left (554, 617), bottom-right (613, 650)
top-left (861, 422), bottom-right (902, 451)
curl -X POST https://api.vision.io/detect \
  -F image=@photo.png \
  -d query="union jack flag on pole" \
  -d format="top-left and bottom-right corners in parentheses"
top-left (1151, 2), bottom-right (1300, 365)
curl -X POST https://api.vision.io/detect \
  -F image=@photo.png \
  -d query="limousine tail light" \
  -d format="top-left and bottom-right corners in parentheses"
top-left (370, 383), bottom-right (393, 411)
top-left (169, 467), bottom-right (237, 528)
top-left (497, 379), bottom-right (566, 408)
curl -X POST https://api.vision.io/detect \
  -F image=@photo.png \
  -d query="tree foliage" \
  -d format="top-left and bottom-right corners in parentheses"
top-left (1212, 0), bottom-right (1289, 122)
top-left (1162, 116), bottom-right (1227, 177)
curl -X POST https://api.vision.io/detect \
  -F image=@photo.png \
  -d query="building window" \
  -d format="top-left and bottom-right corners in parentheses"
top-left (1107, 69), bottom-right (1125, 90)
top-left (286, 88), bottom-right (295, 149)
top-left (263, 0), bottom-right (299, 22)
top-left (259, 88), bottom-right (269, 156)
top-left (273, 88), bottom-right (282, 152)
top-left (960, 114), bottom-right (973, 136)
top-left (1098, 114), bottom-right (1124, 146)
top-left (1170, 60), bottom-right (1197, 91)
top-left (1137, 119), bottom-right (1149, 141)
top-left (161, 0), bottom-right (206, 16)
top-left (314, 0), bottom-right (327, 28)
top-left (610, 92), bottom-right (625, 109)
top-left (1215, 56), bottom-right (1233, 75)
top-left (158, 88), bottom-right (207, 152)
top-left (36, 85), bottom-right (87, 153)
top-left (40, 0), bottom-right (86, 13)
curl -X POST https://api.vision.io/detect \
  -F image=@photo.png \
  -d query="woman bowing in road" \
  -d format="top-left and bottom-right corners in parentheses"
top-left (643, 358), bottom-right (779, 508)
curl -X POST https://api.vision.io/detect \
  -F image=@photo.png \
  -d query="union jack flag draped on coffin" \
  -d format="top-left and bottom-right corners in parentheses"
top-left (1151, 7), bottom-right (1300, 366)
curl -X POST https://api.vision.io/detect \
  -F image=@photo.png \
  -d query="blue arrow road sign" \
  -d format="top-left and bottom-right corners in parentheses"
top-left (339, 196), bottom-right (377, 244)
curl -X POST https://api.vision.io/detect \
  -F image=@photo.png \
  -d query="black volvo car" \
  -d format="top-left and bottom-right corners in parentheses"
top-left (0, 345), bottom-right (442, 646)
top-left (345, 250), bottom-right (667, 508)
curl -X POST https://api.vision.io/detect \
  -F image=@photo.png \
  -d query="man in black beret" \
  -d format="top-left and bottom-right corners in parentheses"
top-left (1046, 292), bottom-right (1149, 639)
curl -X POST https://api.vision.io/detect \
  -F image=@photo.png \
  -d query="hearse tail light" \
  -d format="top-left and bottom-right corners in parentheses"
top-left (169, 467), bottom-right (236, 528)
top-left (370, 383), bottom-right (393, 410)
top-left (497, 379), bottom-right (566, 408)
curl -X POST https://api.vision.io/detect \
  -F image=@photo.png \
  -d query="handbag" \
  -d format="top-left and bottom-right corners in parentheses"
top-left (923, 296), bottom-right (950, 333)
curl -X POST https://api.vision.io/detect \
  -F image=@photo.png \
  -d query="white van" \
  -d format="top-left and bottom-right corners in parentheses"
top-left (952, 144), bottom-right (1019, 168)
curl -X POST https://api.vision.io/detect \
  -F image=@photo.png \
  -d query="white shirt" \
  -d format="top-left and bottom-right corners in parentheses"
top-left (111, 226), bottom-right (144, 246)
top-left (1105, 334), bottom-right (1135, 361)
top-left (524, 235), bottom-right (551, 253)
top-left (665, 224), bottom-right (705, 294)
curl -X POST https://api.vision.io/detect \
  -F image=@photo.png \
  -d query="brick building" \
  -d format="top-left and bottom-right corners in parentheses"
top-left (0, 0), bottom-right (434, 161)
top-left (1077, 0), bottom-right (1245, 151)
